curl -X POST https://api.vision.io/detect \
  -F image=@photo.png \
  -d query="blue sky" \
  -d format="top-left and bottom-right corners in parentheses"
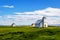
top-left (0, 0), bottom-right (60, 14)
top-left (0, 0), bottom-right (60, 25)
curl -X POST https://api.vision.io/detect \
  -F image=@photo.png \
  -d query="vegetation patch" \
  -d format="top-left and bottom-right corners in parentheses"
top-left (0, 26), bottom-right (60, 40)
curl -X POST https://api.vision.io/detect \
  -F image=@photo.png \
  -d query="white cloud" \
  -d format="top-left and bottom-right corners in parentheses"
top-left (15, 7), bottom-right (60, 17)
top-left (0, 7), bottom-right (60, 25)
top-left (2, 5), bottom-right (14, 8)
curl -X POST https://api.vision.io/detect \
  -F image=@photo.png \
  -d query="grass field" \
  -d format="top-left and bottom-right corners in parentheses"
top-left (0, 26), bottom-right (60, 40)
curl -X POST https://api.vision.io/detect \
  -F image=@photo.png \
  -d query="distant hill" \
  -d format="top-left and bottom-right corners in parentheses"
top-left (0, 26), bottom-right (60, 40)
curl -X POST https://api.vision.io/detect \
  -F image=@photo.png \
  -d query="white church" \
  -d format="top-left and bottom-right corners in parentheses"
top-left (31, 17), bottom-right (48, 28)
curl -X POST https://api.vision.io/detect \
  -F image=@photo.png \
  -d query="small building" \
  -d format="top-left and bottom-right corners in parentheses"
top-left (31, 23), bottom-right (35, 27)
top-left (11, 23), bottom-right (16, 27)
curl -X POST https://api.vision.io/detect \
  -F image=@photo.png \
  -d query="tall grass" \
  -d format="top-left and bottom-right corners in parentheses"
top-left (0, 26), bottom-right (60, 40)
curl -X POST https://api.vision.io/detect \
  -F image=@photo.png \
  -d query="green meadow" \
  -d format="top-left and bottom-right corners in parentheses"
top-left (0, 26), bottom-right (60, 40)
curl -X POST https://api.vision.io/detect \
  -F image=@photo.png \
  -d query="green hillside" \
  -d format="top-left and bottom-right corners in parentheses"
top-left (0, 26), bottom-right (60, 40)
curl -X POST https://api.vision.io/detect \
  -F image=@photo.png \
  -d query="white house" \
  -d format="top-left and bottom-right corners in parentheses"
top-left (32, 17), bottom-right (48, 28)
